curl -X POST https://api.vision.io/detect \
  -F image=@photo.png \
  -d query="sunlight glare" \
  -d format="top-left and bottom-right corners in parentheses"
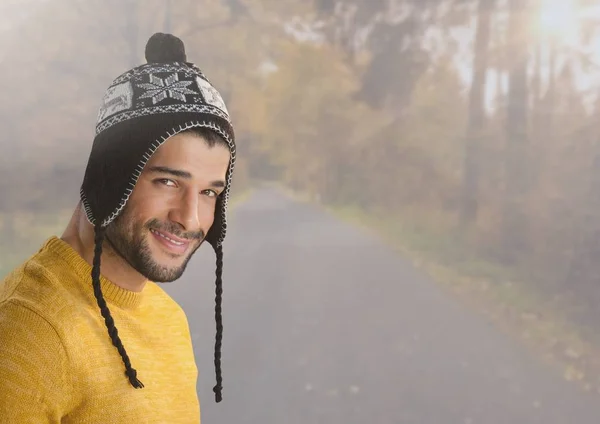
top-left (536, 0), bottom-right (579, 44)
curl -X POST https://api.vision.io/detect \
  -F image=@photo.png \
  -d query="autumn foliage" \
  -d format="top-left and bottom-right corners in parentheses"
top-left (1, 0), bottom-right (600, 328)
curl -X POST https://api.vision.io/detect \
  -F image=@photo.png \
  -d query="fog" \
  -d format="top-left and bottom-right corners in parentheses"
top-left (2, 0), bottom-right (600, 422)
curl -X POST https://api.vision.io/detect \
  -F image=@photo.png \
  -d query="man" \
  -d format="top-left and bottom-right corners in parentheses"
top-left (0, 32), bottom-right (236, 423)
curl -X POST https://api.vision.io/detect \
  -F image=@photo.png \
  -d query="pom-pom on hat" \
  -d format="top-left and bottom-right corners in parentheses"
top-left (80, 32), bottom-right (236, 403)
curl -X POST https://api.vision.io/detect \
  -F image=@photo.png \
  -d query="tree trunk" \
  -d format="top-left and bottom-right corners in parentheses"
top-left (564, 152), bottom-right (600, 315)
top-left (459, 0), bottom-right (495, 227)
top-left (501, 0), bottom-right (531, 264)
top-left (164, 0), bottom-right (172, 33)
top-left (124, 0), bottom-right (139, 67)
top-left (545, 37), bottom-right (558, 128)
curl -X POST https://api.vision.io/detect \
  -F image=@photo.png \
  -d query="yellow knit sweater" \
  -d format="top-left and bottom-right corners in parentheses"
top-left (0, 236), bottom-right (201, 423)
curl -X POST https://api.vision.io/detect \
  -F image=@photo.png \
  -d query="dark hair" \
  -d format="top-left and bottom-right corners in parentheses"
top-left (182, 126), bottom-right (229, 148)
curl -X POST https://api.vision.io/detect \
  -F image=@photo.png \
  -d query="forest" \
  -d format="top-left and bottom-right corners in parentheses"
top-left (2, 0), bottom-right (600, 390)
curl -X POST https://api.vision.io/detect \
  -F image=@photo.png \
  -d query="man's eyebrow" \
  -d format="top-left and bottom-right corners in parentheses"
top-left (210, 180), bottom-right (226, 188)
top-left (147, 166), bottom-right (191, 179)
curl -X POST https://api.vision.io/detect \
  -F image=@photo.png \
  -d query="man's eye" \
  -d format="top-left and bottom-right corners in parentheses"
top-left (156, 178), bottom-right (176, 187)
top-left (203, 189), bottom-right (218, 197)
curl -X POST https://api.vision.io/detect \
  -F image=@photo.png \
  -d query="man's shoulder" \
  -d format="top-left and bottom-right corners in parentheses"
top-left (0, 242), bottom-right (81, 325)
top-left (0, 253), bottom-right (90, 363)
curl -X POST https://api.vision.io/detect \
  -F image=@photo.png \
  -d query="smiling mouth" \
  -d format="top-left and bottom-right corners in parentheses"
top-left (150, 229), bottom-right (186, 245)
top-left (149, 228), bottom-right (192, 254)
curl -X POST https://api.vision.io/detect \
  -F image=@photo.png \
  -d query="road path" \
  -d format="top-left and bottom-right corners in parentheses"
top-left (165, 187), bottom-right (600, 423)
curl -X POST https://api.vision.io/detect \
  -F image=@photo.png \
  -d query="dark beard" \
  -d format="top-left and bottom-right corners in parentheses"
top-left (104, 215), bottom-right (204, 283)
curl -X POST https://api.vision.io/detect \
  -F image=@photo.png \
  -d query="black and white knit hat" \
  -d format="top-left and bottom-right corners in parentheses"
top-left (80, 33), bottom-right (236, 403)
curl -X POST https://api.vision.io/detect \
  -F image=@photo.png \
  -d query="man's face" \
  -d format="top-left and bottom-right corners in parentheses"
top-left (105, 131), bottom-right (231, 283)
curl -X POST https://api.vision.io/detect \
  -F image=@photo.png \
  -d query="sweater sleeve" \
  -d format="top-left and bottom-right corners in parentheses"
top-left (0, 300), bottom-right (72, 423)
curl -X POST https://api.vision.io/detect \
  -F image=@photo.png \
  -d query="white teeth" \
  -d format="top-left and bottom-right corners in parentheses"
top-left (151, 229), bottom-right (184, 245)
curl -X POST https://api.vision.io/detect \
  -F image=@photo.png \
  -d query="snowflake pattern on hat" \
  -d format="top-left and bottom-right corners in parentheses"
top-left (138, 73), bottom-right (196, 104)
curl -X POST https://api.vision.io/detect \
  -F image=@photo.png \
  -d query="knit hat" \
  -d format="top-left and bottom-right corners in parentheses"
top-left (80, 32), bottom-right (236, 403)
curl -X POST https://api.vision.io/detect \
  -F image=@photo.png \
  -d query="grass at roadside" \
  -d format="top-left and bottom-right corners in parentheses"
top-left (326, 203), bottom-right (600, 396)
top-left (0, 209), bottom-right (74, 279)
top-left (227, 186), bottom-right (253, 215)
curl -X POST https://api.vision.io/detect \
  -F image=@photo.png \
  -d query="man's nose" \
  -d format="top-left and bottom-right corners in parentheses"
top-left (168, 190), bottom-right (201, 233)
